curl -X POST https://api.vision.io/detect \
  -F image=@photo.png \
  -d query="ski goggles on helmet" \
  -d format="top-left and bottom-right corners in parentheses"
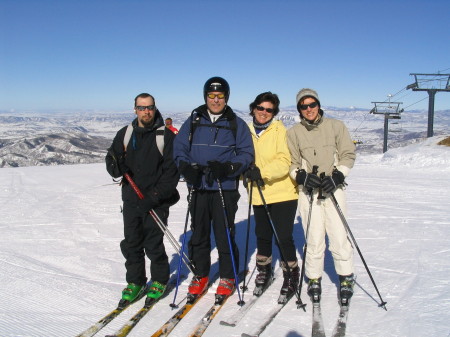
top-left (206, 93), bottom-right (226, 100)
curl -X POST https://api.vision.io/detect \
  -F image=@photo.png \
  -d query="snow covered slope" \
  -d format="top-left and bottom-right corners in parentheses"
top-left (0, 136), bottom-right (449, 336)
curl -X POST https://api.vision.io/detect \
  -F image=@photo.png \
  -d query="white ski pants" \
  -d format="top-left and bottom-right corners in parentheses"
top-left (298, 187), bottom-right (354, 279)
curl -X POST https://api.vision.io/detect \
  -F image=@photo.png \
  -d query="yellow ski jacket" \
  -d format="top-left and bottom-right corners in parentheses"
top-left (247, 120), bottom-right (298, 206)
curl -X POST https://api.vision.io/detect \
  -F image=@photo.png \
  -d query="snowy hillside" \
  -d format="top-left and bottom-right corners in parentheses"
top-left (1, 108), bottom-right (449, 167)
top-left (0, 136), bottom-right (449, 337)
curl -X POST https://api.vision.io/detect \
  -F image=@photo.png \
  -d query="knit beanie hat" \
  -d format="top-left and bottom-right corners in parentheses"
top-left (296, 88), bottom-right (320, 112)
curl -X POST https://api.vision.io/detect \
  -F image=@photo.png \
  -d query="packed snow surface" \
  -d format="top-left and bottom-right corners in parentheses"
top-left (0, 136), bottom-right (449, 337)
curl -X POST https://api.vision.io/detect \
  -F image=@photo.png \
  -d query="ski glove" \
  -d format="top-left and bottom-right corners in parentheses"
top-left (106, 148), bottom-right (129, 178)
top-left (179, 161), bottom-right (202, 186)
top-left (296, 169), bottom-right (321, 190)
top-left (244, 165), bottom-right (264, 187)
top-left (207, 161), bottom-right (241, 180)
top-left (137, 190), bottom-right (159, 213)
top-left (321, 169), bottom-right (346, 194)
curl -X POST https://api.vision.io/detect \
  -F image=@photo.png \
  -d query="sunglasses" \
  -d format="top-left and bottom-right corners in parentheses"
top-left (135, 105), bottom-right (155, 111)
top-left (255, 105), bottom-right (275, 113)
top-left (207, 93), bottom-right (226, 99)
top-left (299, 102), bottom-right (318, 110)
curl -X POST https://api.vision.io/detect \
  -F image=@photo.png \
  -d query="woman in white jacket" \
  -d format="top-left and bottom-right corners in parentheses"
top-left (287, 88), bottom-right (356, 306)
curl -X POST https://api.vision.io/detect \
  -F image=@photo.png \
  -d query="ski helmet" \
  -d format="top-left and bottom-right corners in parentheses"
top-left (203, 76), bottom-right (230, 102)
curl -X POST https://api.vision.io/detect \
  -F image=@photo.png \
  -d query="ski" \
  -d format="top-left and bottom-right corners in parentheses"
top-left (330, 305), bottom-right (350, 337)
top-left (105, 299), bottom-right (159, 337)
top-left (76, 285), bottom-right (150, 337)
top-left (150, 288), bottom-right (209, 337)
top-left (311, 302), bottom-right (326, 337)
top-left (150, 272), bottom-right (220, 337)
top-left (76, 307), bottom-right (127, 337)
top-left (188, 271), bottom-right (247, 337)
top-left (187, 294), bottom-right (232, 337)
top-left (240, 294), bottom-right (293, 337)
top-left (220, 268), bottom-right (281, 327)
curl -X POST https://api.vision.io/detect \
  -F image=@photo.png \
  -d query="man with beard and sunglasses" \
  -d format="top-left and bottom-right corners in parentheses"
top-left (106, 93), bottom-right (180, 307)
top-left (287, 88), bottom-right (356, 307)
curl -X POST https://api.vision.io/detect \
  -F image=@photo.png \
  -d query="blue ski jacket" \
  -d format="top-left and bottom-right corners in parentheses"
top-left (173, 104), bottom-right (254, 191)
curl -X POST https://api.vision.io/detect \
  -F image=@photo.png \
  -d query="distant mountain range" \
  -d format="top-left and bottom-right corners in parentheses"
top-left (0, 108), bottom-right (449, 168)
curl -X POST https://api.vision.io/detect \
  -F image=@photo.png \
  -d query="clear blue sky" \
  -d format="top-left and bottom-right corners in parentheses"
top-left (1, 0), bottom-right (450, 113)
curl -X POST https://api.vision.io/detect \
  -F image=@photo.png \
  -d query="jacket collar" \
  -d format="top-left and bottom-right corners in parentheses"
top-left (194, 104), bottom-right (236, 123)
top-left (300, 108), bottom-right (324, 129)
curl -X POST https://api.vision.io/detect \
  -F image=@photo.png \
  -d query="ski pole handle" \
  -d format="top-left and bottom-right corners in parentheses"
top-left (312, 165), bottom-right (318, 175)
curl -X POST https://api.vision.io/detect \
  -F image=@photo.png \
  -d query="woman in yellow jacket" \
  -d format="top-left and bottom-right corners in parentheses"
top-left (244, 92), bottom-right (299, 303)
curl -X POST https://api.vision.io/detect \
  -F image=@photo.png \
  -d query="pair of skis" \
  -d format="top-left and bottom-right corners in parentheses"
top-left (76, 282), bottom-right (173, 337)
top-left (184, 270), bottom-right (247, 337)
top-left (150, 276), bottom-right (216, 337)
top-left (312, 301), bottom-right (350, 337)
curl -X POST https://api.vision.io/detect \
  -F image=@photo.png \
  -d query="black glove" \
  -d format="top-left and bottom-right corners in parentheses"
top-left (321, 169), bottom-right (346, 193)
top-left (296, 169), bottom-right (321, 190)
top-left (137, 190), bottom-right (159, 213)
top-left (207, 161), bottom-right (241, 180)
top-left (244, 165), bottom-right (264, 186)
top-left (106, 148), bottom-right (129, 178)
top-left (117, 154), bottom-right (129, 176)
top-left (179, 161), bottom-right (202, 185)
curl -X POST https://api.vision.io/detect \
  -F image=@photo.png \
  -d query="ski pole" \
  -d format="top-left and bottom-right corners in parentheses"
top-left (217, 179), bottom-right (244, 305)
top-left (255, 181), bottom-right (305, 311)
top-left (329, 192), bottom-right (388, 310)
top-left (240, 180), bottom-right (253, 303)
top-left (170, 187), bottom-right (195, 308)
top-left (123, 173), bottom-right (195, 273)
top-left (149, 209), bottom-right (195, 274)
top-left (296, 165), bottom-right (319, 309)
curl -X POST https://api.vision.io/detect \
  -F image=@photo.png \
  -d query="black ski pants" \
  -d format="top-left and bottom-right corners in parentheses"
top-left (188, 189), bottom-right (240, 279)
top-left (253, 199), bottom-right (298, 262)
top-left (120, 202), bottom-right (170, 286)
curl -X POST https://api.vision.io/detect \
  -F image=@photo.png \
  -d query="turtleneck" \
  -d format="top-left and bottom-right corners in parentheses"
top-left (253, 117), bottom-right (273, 135)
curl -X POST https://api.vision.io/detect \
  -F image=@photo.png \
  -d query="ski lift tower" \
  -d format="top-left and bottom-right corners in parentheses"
top-left (370, 95), bottom-right (403, 153)
top-left (407, 73), bottom-right (450, 137)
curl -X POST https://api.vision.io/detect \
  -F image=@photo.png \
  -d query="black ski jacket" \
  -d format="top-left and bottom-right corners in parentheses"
top-left (106, 110), bottom-right (180, 208)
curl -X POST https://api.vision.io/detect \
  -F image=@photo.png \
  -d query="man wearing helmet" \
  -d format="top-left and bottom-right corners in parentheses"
top-left (173, 76), bottom-right (254, 302)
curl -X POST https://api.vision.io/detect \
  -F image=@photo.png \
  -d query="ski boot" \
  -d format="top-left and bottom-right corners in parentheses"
top-left (253, 255), bottom-right (273, 296)
top-left (339, 274), bottom-right (355, 306)
top-left (145, 281), bottom-right (166, 307)
top-left (187, 275), bottom-right (209, 303)
top-left (215, 278), bottom-right (235, 304)
top-left (278, 263), bottom-right (299, 304)
top-left (118, 283), bottom-right (145, 309)
top-left (307, 277), bottom-right (322, 303)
